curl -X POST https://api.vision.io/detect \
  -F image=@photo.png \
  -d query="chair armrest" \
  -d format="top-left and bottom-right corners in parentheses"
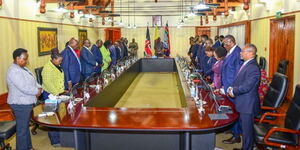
top-left (259, 112), bottom-right (286, 123)
top-left (261, 106), bottom-right (277, 111)
top-left (264, 127), bottom-right (300, 149)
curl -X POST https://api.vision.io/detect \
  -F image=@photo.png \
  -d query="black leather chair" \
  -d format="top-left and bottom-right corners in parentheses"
top-left (255, 73), bottom-right (288, 123)
top-left (259, 57), bottom-right (267, 70)
top-left (34, 67), bottom-right (43, 85)
top-left (31, 67), bottom-right (43, 135)
top-left (0, 121), bottom-right (16, 150)
top-left (277, 59), bottom-right (289, 75)
top-left (254, 85), bottom-right (300, 149)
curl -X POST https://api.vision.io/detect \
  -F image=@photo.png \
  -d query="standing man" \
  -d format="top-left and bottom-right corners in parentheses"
top-left (80, 39), bottom-right (97, 79)
top-left (227, 44), bottom-right (261, 150)
top-left (129, 38), bottom-right (139, 57)
top-left (91, 40), bottom-right (103, 74)
top-left (7, 48), bottom-right (43, 150)
top-left (115, 41), bottom-right (121, 61)
top-left (61, 38), bottom-right (81, 91)
top-left (154, 37), bottom-right (164, 57)
top-left (213, 35), bottom-right (221, 48)
top-left (196, 34), bottom-right (208, 72)
top-left (221, 35), bottom-right (243, 144)
top-left (109, 41), bottom-right (117, 66)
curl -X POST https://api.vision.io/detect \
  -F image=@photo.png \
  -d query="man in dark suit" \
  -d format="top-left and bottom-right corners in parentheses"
top-left (61, 38), bottom-right (81, 91)
top-left (91, 40), bottom-right (103, 74)
top-left (80, 39), bottom-right (97, 79)
top-left (196, 34), bottom-right (208, 72)
top-left (221, 35), bottom-right (243, 144)
top-left (213, 35), bottom-right (221, 48)
top-left (227, 44), bottom-right (261, 150)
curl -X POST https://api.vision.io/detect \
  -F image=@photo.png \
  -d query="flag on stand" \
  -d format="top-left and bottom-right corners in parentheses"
top-left (164, 22), bottom-right (170, 56)
top-left (154, 25), bottom-right (160, 41)
top-left (145, 26), bottom-right (152, 56)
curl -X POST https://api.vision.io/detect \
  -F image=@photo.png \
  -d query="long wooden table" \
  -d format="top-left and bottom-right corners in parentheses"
top-left (32, 58), bottom-right (239, 150)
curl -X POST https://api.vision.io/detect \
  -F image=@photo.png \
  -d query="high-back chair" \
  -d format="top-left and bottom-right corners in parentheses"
top-left (277, 59), bottom-right (289, 75)
top-left (255, 73), bottom-right (288, 123)
top-left (35, 67), bottom-right (43, 85)
top-left (0, 120), bottom-right (16, 150)
top-left (254, 85), bottom-right (300, 149)
top-left (259, 57), bottom-right (267, 70)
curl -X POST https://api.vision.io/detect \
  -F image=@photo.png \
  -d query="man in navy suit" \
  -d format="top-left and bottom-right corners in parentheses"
top-left (221, 35), bottom-right (243, 144)
top-left (196, 34), bottom-right (208, 72)
top-left (80, 39), bottom-right (97, 79)
top-left (227, 44), bottom-right (261, 150)
top-left (91, 40), bottom-right (103, 74)
top-left (61, 38), bottom-right (81, 91)
top-left (213, 35), bottom-right (221, 48)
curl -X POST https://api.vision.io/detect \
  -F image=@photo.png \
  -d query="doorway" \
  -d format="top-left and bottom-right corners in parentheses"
top-left (105, 28), bottom-right (121, 43)
top-left (269, 16), bottom-right (295, 100)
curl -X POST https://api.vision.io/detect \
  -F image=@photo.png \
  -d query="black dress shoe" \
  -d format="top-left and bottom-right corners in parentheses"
top-left (232, 148), bottom-right (242, 150)
top-left (222, 136), bottom-right (241, 144)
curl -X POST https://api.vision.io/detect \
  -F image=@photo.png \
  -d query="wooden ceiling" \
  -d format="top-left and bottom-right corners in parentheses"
top-left (40, 0), bottom-right (247, 16)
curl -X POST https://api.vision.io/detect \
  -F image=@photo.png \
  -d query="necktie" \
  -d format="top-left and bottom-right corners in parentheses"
top-left (237, 64), bottom-right (245, 74)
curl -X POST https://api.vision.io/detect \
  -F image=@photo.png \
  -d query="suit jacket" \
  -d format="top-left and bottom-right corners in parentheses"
top-left (191, 44), bottom-right (199, 59)
top-left (204, 57), bottom-right (217, 80)
top-left (91, 44), bottom-right (102, 73)
top-left (80, 47), bottom-right (97, 77)
top-left (197, 43), bottom-right (207, 72)
top-left (61, 46), bottom-right (81, 88)
top-left (212, 40), bottom-right (221, 48)
top-left (116, 47), bottom-right (121, 60)
top-left (232, 59), bottom-right (261, 115)
top-left (221, 46), bottom-right (243, 92)
top-left (109, 45), bottom-right (117, 65)
top-left (122, 42), bottom-right (128, 57)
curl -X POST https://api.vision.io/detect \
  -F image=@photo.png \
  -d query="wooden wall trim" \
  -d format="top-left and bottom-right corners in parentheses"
top-left (251, 9), bottom-right (300, 22)
top-left (0, 16), bottom-right (103, 29)
top-left (217, 20), bottom-right (251, 44)
top-left (0, 93), bottom-right (8, 105)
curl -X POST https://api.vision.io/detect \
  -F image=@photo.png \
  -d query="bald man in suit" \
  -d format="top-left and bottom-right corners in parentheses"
top-left (227, 44), bottom-right (261, 150)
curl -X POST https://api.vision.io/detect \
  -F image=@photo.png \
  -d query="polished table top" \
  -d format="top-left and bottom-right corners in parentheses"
top-left (32, 89), bottom-right (238, 131)
top-left (32, 59), bottom-right (238, 132)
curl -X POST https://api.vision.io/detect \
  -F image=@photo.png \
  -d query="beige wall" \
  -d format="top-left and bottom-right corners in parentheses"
top-left (0, 17), bottom-right (102, 94)
top-left (250, 12), bottom-right (300, 94)
top-left (121, 27), bottom-right (195, 58)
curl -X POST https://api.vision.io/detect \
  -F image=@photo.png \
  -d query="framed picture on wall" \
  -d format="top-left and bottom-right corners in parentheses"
top-left (152, 16), bottom-right (162, 27)
top-left (37, 27), bottom-right (58, 56)
top-left (78, 29), bottom-right (88, 49)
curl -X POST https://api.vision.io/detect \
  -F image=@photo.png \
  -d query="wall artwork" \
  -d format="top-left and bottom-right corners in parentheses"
top-left (37, 27), bottom-right (58, 56)
top-left (78, 29), bottom-right (88, 49)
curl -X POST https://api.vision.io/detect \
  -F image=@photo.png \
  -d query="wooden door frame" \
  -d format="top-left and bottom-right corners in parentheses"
top-left (269, 15), bottom-right (295, 100)
top-left (105, 28), bottom-right (121, 41)
top-left (217, 21), bottom-right (251, 44)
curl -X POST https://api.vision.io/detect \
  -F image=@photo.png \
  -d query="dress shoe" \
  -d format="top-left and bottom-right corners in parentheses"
top-left (222, 136), bottom-right (241, 144)
top-left (232, 148), bottom-right (242, 150)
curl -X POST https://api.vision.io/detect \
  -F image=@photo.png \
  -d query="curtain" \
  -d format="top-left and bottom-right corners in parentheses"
top-left (219, 24), bottom-right (246, 48)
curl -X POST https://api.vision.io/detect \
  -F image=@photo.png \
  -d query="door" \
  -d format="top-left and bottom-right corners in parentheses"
top-left (195, 27), bottom-right (211, 37)
top-left (105, 28), bottom-right (121, 43)
top-left (269, 16), bottom-right (295, 100)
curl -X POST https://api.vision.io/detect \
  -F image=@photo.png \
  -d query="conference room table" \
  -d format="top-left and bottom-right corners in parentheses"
top-left (32, 58), bottom-right (239, 150)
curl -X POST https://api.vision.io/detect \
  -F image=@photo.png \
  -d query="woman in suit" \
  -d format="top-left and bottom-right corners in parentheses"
top-left (7, 48), bottom-right (43, 150)
top-left (100, 40), bottom-right (112, 71)
top-left (41, 48), bottom-right (65, 146)
top-left (211, 46), bottom-right (227, 89)
top-left (42, 48), bottom-right (65, 99)
top-left (204, 46), bottom-right (217, 82)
